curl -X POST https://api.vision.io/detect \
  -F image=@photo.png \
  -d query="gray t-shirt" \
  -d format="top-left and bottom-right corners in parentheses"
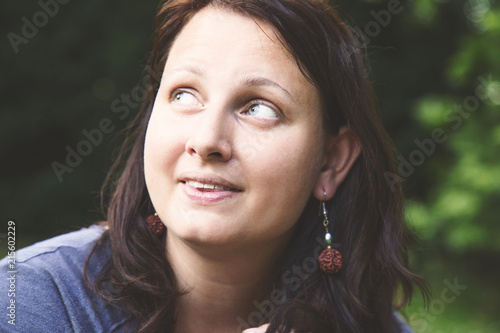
top-left (0, 225), bottom-right (414, 332)
top-left (0, 225), bottom-right (132, 332)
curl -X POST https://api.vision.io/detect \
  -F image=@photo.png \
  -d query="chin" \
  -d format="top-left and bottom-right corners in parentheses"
top-left (168, 215), bottom-right (245, 247)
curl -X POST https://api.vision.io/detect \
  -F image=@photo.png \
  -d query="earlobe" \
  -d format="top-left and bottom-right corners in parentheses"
top-left (313, 126), bottom-right (362, 201)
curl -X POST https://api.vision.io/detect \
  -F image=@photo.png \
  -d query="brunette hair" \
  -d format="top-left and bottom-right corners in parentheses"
top-left (86, 0), bottom-right (428, 332)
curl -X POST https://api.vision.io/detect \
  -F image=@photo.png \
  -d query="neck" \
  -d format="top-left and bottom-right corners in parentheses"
top-left (167, 233), bottom-right (290, 333)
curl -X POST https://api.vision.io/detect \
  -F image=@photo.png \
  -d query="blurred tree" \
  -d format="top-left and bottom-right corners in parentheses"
top-left (401, 0), bottom-right (500, 254)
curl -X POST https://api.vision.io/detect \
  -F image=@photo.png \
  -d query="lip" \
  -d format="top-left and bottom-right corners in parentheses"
top-left (178, 173), bottom-right (243, 204)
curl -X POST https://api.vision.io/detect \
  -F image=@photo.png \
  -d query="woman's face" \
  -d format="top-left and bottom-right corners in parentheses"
top-left (144, 7), bottom-right (326, 248)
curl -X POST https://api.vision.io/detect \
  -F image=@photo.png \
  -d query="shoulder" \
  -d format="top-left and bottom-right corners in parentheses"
top-left (394, 312), bottom-right (413, 333)
top-left (0, 225), bottom-right (133, 332)
top-left (13, 224), bottom-right (106, 264)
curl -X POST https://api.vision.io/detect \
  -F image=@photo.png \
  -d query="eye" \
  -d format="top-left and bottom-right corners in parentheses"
top-left (244, 103), bottom-right (279, 119)
top-left (172, 91), bottom-right (199, 106)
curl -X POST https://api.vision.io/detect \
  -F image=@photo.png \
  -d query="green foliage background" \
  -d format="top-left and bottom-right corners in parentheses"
top-left (1, 0), bottom-right (499, 331)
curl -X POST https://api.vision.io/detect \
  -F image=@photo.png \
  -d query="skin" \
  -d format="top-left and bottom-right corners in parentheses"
top-left (144, 6), bottom-right (361, 333)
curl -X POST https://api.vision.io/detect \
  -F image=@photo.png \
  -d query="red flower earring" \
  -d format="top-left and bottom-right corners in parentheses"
top-left (146, 213), bottom-right (166, 236)
top-left (318, 197), bottom-right (342, 274)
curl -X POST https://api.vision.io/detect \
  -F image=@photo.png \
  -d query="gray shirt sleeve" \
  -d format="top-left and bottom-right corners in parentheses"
top-left (0, 226), bottom-right (132, 332)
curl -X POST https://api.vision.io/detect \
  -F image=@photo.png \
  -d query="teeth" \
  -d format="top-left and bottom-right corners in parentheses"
top-left (186, 180), bottom-right (205, 188)
top-left (186, 180), bottom-right (230, 190)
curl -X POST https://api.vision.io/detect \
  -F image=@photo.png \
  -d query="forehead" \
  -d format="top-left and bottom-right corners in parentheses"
top-left (168, 6), bottom-right (288, 62)
top-left (163, 6), bottom-right (319, 105)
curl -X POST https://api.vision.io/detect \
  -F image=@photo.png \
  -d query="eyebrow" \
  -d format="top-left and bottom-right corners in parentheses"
top-left (169, 64), bottom-right (206, 78)
top-left (241, 76), bottom-right (295, 102)
top-left (167, 65), bottom-right (295, 102)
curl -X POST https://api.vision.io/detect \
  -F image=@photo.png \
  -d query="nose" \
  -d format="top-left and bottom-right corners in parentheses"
top-left (185, 108), bottom-right (233, 162)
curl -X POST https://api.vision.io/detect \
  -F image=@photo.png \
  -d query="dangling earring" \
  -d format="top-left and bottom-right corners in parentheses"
top-left (146, 213), bottom-right (166, 236)
top-left (318, 195), bottom-right (342, 274)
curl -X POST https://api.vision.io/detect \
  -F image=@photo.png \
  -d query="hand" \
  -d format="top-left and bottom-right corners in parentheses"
top-left (242, 323), bottom-right (270, 333)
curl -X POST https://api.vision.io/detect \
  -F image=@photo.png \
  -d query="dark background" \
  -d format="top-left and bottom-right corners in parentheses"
top-left (1, 0), bottom-right (499, 331)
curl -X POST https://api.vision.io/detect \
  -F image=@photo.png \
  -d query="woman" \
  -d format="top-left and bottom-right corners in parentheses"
top-left (0, 0), bottom-right (427, 332)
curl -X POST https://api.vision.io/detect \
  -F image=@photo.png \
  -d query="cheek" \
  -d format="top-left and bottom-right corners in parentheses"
top-left (271, 140), bottom-right (321, 196)
top-left (240, 128), bottom-right (323, 226)
top-left (144, 108), bottom-right (185, 194)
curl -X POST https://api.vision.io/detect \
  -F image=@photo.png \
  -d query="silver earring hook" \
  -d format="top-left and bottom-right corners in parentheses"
top-left (319, 190), bottom-right (328, 216)
top-left (322, 190), bottom-right (328, 218)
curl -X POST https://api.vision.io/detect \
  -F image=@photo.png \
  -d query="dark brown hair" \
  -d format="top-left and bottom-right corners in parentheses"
top-left (86, 0), bottom-right (428, 332)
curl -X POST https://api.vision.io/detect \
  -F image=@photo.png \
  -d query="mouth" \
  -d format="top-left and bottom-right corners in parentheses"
top-left (181, 180), bottom-right (240, 192)
top-left (179, 175), bottom-right (243, 194)
top-left (179, 176), bottom-right (242, 205)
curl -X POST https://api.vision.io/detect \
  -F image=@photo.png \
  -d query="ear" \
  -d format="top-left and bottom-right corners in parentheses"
top-left (313, 126), bottom-right (362, 201)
